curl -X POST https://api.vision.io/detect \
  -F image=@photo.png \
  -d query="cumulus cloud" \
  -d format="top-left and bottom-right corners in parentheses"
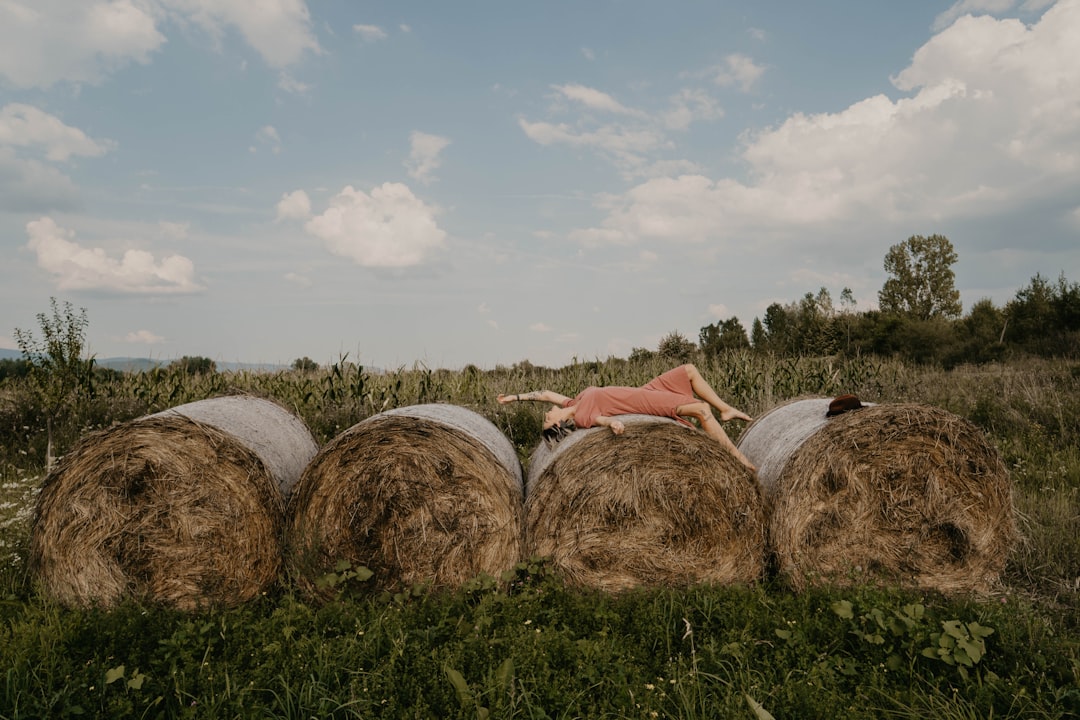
top-left (710, 53), bottom-right (766, 92)
top-left (0, 0), bottom-right (165, 88)
top-left (26, 217), bottom-right (203, 294)
top-left (0, 0), bottom-right (317, 88)
top-left (0, 104), bottom-right (115, 161)
top-left (284, 271), bottom-right (311, 287)
top-left (707, 304), bottom-right (730, 319)
top-left (519, 118), bottom-right (668, 177)
top-left (303, 183), bottom-right (446, 267)
top-left (160, 0), bottom-right (319, 68)
top-left (405, 131), bottom-right (451, 184)
top-left (276, 189), bottom-right (311, 221)
top-left (125, 329), bottom-right (164, 344)
top-left (570, 1), bottom-right (1080, 244)
top-left (353, 23), bottom-right (387, 41)
top-left (530, 323), bottom-right (552, 332)
top-left (933, 0), bottom-right (1017, 31)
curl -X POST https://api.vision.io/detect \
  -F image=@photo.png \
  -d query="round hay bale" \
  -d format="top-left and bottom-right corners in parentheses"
top-left (286, 403), bottom-right (524, 599)
top-left (525, 415), bottom-right (767, 591)
top-left (737, 398), bottom-right (1016, 593)
top-left (29, 395), bottom-right (319, 610)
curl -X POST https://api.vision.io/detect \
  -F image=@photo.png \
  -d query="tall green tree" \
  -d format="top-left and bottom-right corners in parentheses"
top-left (13, 298), bottom-right (93, 471)
top-left (699, 317), bottom-right (750, 355)
top-left (878, 234), bottom-right (962, 320)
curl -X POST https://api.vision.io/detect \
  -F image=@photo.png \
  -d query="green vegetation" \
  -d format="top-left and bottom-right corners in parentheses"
top-left (1, 349), bottom-right (1078, 718)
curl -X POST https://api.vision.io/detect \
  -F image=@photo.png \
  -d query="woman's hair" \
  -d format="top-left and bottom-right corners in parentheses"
top-left (542, 419), bottom-right (576, 449)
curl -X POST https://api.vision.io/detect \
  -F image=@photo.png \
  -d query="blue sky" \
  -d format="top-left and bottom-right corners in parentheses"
top-left (1, 0), bottom-right (1077, 369)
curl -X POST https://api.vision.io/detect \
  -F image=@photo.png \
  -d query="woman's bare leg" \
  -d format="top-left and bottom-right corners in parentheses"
top-left (678, 401), bottom-right (757, 472)
top-left (682, 364), bottom-right (751, 422)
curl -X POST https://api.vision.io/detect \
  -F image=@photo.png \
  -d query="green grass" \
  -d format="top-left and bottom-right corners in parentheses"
top-left (1, 354), bottom-right (1078, 718)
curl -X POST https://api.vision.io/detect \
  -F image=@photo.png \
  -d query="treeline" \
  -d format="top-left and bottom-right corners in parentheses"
top-left (636, 272), bottom-right (1079, 369)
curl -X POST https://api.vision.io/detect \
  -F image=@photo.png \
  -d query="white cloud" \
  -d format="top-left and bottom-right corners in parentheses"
top-left (530, 323), bottom-right (552, 332)
top-left (125, 329), bottom-right (164, 344)
top-left (0, 104), bottom-right (115, 161)
top-left (284, 271), bottom-right (311, 287)
top-left (707, 304), bottom-right (729, 319)
top-left (519, 119), bottom-right (667, 176)
top-left (353, 23), bottom-right (387, 41)
top-left (477, 302), bottom-right (491, 314)
top-left (662, 88), bottom-right (724, 131)
top-left (26, 217), bottom-right (203, 294)
top-left (553, 84), bottom-right (644, 116)
top-left (933, 0), bottom-right (1017, 31)
top-left (582, 47), bottom-right (595, 61)
top-left (158, 221), bottom-right (189, 240)
top-left (0, 0), bottom-right (165, 88)
top-left (405, 131), bottom-right (451, 184)
top-left (0, 147), bottom-right (81, 212)
top-left (160, 0), bottom-right (320, 68)
top-left (0, 0), bottom-right (318, 88)
top-left (303, 183), bottom-right (446, 267)
top-left (710, 53), bottom-right (766, 92)
top-left (571, 1), bottom-right (1080, 244)
top-left (276, 189), bottom-right (311, 221)
top-left (277, 71), bottom-right (310, 94)
top-left (253, 125), bottom-right (281, 154)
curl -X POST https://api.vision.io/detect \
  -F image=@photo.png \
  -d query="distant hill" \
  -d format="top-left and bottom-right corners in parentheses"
top-left (0, 348), bottom-right (287, 373)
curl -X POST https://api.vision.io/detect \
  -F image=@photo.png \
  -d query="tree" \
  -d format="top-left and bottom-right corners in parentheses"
top-left (699, 317), bottom-right (750, 355)
top-left (878, 234), bottom-right (962, 320)
top-left (170, 356), bottom-right (217, 375)
top-left (292, 356), bottom-right (319, 372)
top-left (13, 298), bottom-right (93, 471)
top-left (657, 330), bottom-right (697, 363)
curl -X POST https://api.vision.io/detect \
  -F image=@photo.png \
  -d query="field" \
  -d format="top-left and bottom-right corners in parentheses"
top-left (1, 353), bottom-right (1078, 718)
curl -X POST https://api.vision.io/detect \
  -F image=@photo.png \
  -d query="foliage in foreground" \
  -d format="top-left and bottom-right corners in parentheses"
top-left (1, 566), bottom-right (1078, 719)
top-left (1, 353), bottom-right (1079, 717)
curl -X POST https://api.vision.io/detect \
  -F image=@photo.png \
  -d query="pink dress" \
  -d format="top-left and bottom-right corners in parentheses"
top-left (563, 366), bottom-right (696, 429)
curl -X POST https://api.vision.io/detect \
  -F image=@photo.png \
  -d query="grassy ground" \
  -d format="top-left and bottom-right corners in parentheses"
top-left (0, 354), bottom-right (1078, 718)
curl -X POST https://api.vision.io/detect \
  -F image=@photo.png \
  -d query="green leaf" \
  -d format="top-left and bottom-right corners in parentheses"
top-left (334, 559), bottom-right (352, 572)
top-left (127, 671), bottom-right (146, 690)
top-left (105, 666), bottom-right (125, 685)
top-left (495, 658), bottom-right (514, 689)
top-left (445, 667), bottom-right (472, 706)
top-left (831, 600), bottom-right (854, 619)
top-left (352, 565), bottom-right (374, 581)
top-left (744, 693), bottom-right (776, 720)
top-left (774, 628), bottom-right (791, 640)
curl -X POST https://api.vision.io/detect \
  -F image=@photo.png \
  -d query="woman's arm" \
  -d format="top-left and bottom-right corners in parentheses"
top-left (593, 415), bottom-right (626, 435)
top-left (497, 390), bottom-right (572, 405)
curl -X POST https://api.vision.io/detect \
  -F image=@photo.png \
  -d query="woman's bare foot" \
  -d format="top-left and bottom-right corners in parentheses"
top-left (719, 406), bottom-right (751, 423)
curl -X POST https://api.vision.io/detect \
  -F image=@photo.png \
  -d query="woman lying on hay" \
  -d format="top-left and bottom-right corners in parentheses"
top-left (498, 363), bottom-right (756, 471)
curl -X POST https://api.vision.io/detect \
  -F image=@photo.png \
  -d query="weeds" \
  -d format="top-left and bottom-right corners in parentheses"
top-left (0, 356), bottom-right (1078, 717)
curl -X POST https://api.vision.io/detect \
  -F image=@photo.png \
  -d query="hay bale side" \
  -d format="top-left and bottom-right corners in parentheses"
top-left (737, 400), bottom-right (1016, 593)
top-left (151, 395), bottom-right (319, 497)
top-left (287, 404), bottom-right (524, 599)
top-left (29, 396), bottom-right (318, 609)
top-left (525, 416), bottom-right (767, 591)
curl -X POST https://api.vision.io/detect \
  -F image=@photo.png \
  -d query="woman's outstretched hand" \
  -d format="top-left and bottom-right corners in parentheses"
top-left (496, 394), bottom-right (515, 405)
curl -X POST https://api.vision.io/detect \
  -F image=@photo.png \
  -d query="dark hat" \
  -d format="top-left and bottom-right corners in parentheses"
top-left (826, 394), bottom-right (863, 417)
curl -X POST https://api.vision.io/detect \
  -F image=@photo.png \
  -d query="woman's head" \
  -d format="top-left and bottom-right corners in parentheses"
top-left (542, 405), bottom-right (577, 448)
top-left (542, 418), bottom-right (576, 449)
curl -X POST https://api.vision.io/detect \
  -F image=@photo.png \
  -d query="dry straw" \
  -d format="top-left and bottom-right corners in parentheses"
top-left (525, 415), bottom-right (767, 591)
top-left (737, 398), bottom-right (1016, 593)
top-left (29, 395), bottom-right (319, 610)
top-left (286, 404), bottom-right (524, 599)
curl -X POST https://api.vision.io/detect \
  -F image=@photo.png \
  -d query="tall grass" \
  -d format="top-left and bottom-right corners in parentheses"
top-left (0, 354), bottom-right (1078, 718)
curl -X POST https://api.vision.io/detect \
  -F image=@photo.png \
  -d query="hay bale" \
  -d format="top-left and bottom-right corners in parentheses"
top-left (29, 395), bottom-right (319, 610)
top-left (286, 403), bottom-right (524, 598)
top-left (525, 415), bottom-right (767, 591)
top-left (737, 398), bottom-right (1016, 593)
